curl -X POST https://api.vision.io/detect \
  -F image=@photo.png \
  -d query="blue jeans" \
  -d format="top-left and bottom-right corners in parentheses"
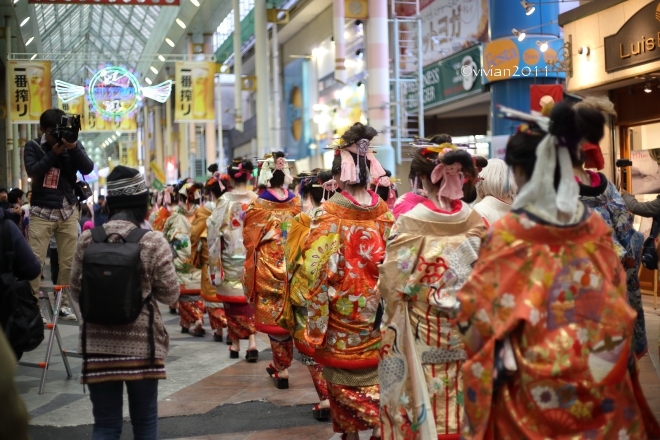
top-left (88, 379), bottom-right (159, 440)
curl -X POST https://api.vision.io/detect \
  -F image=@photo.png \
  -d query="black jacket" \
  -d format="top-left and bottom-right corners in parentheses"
top-left (0, 209), bottom-right (40, 281)
top-left (24, 138), bottom-right (94, 209)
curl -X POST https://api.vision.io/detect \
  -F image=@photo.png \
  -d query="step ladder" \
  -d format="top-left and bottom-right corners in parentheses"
top-left (19, 285), bottom-right (82, 395)
top-left (390, 0), bottom-right (424, 164)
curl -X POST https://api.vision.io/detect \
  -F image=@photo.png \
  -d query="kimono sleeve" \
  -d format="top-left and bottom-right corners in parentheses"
top-left (302, 216), bottom-right (342, 349)
top-left (605, 182), bottom-right (635, 255)
top-left (242, 203), bottom-right (264, 303)
top-left (207, 203), bottom-right (228, 286)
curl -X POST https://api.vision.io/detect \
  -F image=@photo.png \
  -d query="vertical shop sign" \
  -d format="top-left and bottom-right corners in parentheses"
top-left (82, 95), bottom-right (137, 132)
top-left (149, 160), bottom-right (166, 190)
top-left (9, 61), bottom-right (52, 123)
top-left (175, 62), bottom-right (216, 123)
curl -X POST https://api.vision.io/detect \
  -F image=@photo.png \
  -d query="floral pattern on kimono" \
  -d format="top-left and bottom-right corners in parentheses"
top-left (378, 203), bottom-right (486, 440)
top-left (163, 210), bottom-right (201, 287)
top-left (580, 178), bottom-right (647, 356)
top-left (207, 191), bottom-right (257, 303)
top-left (301, 191), bottom-right (393, 368)
top-left (456, 209), bottom-right (660, 440)
top-left (242, 194), bottom-right (301, 335)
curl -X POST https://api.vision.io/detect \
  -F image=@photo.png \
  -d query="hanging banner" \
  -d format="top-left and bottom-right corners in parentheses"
top-left (9, 61), bottom-right (52, 123)
top-left (83, 96), bottom-right (137, 132)
top-left (57, 96), bottom-right (84, 116)
top-left (29, 0), bottom-right (180, 4)
top-left (150, 160), bottom-right (166, 190)
top-left (175, 62), bottom-right (216, 123)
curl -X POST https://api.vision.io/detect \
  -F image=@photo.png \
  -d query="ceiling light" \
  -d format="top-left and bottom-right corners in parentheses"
top-left (158, 54), bottom-right (165, 62)
top-left (115, 131), bottom-right (121, 136)
top-left (145, 77), bottom-right (153, 85)
top-left (176, 18), bottom-right (186, 29)
top-left (537, 40), bottom-right (549, 52)
top-left (578, 46), bottom-right (590, 56)
top-left (25, 37), bottom-right (33, 46)
top-left (190, 0), bottom-right (200, 6)
top-left (20, 17), bottom-right (29, 27)
top-left (150, 66), bottom-right (159, 74)
top-left (111, 135), bottom-right (116, 140)
top-left (30, 54), bottom-right (37, 60)
top-left (645, 82), bottom-right (652, 93)
top-left (521, 1), bottom-right (535, 15)
top-left (165, 38), bottom-right (175, 47)
top-left (512, 29), bottom-right (526, 41)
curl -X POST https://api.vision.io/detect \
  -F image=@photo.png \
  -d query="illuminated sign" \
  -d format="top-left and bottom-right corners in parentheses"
top-left (29, 0), bottom-right (180, 5)
top-left (55, 65), bottom-right (172, 120)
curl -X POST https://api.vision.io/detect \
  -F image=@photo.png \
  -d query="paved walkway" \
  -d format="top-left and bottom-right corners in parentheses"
top-left (18, 290), bottom-right (660, 439)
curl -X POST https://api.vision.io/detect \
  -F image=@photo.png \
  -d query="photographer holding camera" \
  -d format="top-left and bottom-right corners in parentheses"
top-left (24, 109), bottom-right (93, 320)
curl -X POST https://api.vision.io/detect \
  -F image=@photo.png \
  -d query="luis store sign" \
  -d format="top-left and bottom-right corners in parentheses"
top-left (404, 45), bottom-right (482, 113)
top-left (604, 0), bottom-right (660, 73)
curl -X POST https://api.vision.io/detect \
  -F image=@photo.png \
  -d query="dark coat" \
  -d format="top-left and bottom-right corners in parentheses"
top-left (0, 209), bottom-right (40, 281)
top-left (24, 138), bottom-right (94, 209)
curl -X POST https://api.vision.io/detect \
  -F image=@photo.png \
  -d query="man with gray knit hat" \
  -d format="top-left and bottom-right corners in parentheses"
top-left (69, 166), bottom-right (179, 439)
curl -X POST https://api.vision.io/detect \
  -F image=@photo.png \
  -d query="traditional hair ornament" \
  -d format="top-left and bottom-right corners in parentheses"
top-left (330, 137), bottom-right (386, 184)
top-left (321, 178), bottom-right (338, 202)
top-left (499, 104), bottom-right (579, 223)
top-left (257, 154), bottom-right (294, 187)
top-left (207, 171), bottom-right (226, 192)
top-left (430, 148), bottom-right (464, 202)
top-left (231, 163), bottom-right (247, 178)
top-left (179, 182), bottom-right (201, 204)
top-left (163, 186), bottom-right (173, 205)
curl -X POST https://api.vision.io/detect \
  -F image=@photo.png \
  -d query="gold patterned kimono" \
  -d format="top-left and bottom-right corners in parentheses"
top-left (163, 205), bottom-right (201, 288)
top-left (243, 193), bottom-right (301, 336)
top-left (378, 201), bottom-right (486, 440)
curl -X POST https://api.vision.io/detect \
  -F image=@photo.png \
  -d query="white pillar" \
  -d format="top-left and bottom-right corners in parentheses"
top-left (271, 20), bottom-right (281, 153)
top-left (216, 80), bottom-right (224, 169)
top-left (179, 124), bottom-right (188, 180)
top-left (233, 0), bottom-right (244, 132)
top-left (366, 0), bottom-right (393, 175)
top-left (204, 34), bottom-right (217, 169)
top-left (254, 0), bottom-right (269, 157)
top-left (334, 0), bottom-right (347, 84)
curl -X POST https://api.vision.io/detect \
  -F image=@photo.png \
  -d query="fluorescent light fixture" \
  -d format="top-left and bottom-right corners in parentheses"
top-left (158, 54), bottom-right (165, 62)
top-left (150, 66), bottom-right (159, 74)
top-left (20, 17), bottom-right (29, 27)
top-left (165, 38), bottom-right (175, 47)
top-left (30, 54), bottom-right (37, 60)
top-left (111, 135), bottom-right (116, 140)
top-left (190, 0), bottom-right (200, 6)
top-left (145, 77), bottom-right (153, 85)
top-left (176, 18), bottom-right (186, 29)
top-left (645, 82), bottom-right (652, 93)
top-left (115, 131), bottom-right (121, 136)
top-left (25, 37), bottom-right (33, 46)
top-left (13, 0), bottom-right (19, 4)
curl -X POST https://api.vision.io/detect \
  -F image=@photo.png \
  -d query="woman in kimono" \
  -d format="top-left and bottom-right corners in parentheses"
top-left (473, 158), bottom-right (517, 227)
top-left (208, 158), bottom-right (259, 361)
top-left (300, 123), bottom-right (394, 440)
top-left (457, 103), bottom-right (660, 439)
top-left (163, 181), bottom-right (205, 336)
top-left (378, 145), bottom-right (486, 440)
top-left (571, 96), bottom-right (647, 358)
top-left (191, 169), bottom-right (229, 343)
top-left (243, 152), bottom-right (300, 385)
top-left (281, 169), bottom-right (336, 420)
top-left (372, 170), bottom-right (397, 210)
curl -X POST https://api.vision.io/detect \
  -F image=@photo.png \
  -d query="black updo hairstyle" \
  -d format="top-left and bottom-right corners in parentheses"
top-left (268, 151), bottom-right (287, 188)
top-left (300, 169), bottom-right (335, 205)
top-left (331, 123), bottom-right (379, 188)
top-left (410, 148), bottom-right (476, 195)
top-left (176, 179), bottom-right (203, 204)
top-left (428, 134), bottom-right (452, 145)
top-left (205, 163), bottom-right (225, 199)
top-left (505, 101), bottom-right (605, 190)
top-left (375, 169), bottom-right (392, 202)
top-left (227, 157), bottom-right (255, 184)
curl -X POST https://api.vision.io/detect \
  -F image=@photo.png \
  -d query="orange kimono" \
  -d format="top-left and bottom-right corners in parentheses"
top-left (243, 191), bottom-right (301, 371)
top-left (152, 206), bottom-right (170, 232)
top-left (301, 191), bottom-right (394, 434)
top-left (457, 208), bottom-right (660, 440)
top-left (191, 204), bottom-right (226, 333)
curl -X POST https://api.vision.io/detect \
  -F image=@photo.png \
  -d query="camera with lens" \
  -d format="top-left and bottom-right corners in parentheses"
top-left (52, 114), bottom-right (81, 144)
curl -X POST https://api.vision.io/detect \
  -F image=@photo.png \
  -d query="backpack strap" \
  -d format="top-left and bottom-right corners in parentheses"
top-left (0, 219), bottom-right (14, 274)
top-left (90, 227), bottom-right (108, 244)
top-left (125, 228), bottom-right (149, 244)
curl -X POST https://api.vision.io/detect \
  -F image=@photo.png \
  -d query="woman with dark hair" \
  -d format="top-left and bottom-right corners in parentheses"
top-left (70, 166), bottom-right (179, 439)
top-left (457, 103), bottom-right (660, 439)
top-left (208, 158), bottom-right (260, 361)
top-left (372, 170), bottom-right (398, 210)
top-left (163, 180), bottom-right (205, 336)
top-left (571, 96), bottom-right (647, 359)
top-left (280, 169), bottom-right (336, 420)
top-left (378, 145), bottom-right (486, 439)
top-left (190, 166), bottom-right (229, 343)
top-left (298, 123), bottom-right (393, 440)
top-left (243, 152), bottom-right (300, 382)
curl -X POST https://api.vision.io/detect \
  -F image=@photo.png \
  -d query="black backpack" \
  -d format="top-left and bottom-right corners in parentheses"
top-left (641, 216), bottom-right (660, 270)
top-left (0, 220), bottom-right (44, 360)
top-left (80, 227), bottom-right (155, 363)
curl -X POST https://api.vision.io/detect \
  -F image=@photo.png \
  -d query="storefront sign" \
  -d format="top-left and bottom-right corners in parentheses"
top-left (404, 46), bottom-right (482, 113)
top-left (604, 0), bottom-right (660, 73)
top-left (9, 61), bottom-right (51, 123)
top-left (175, 62), bottom-right (216, 123)
top-left (482, 37), bottom-right (566, 83)
top-left (395, 0), bottom-right (489, 67)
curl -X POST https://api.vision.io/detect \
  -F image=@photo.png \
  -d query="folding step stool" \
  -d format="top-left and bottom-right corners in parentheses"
top-left (19, 285), bottom-right (82, 395)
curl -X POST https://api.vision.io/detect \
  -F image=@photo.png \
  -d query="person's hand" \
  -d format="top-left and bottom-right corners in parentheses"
top-left (62, 138), bottom-right (77, 150)
top-left (52, 143), bottom-right (66, 155)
